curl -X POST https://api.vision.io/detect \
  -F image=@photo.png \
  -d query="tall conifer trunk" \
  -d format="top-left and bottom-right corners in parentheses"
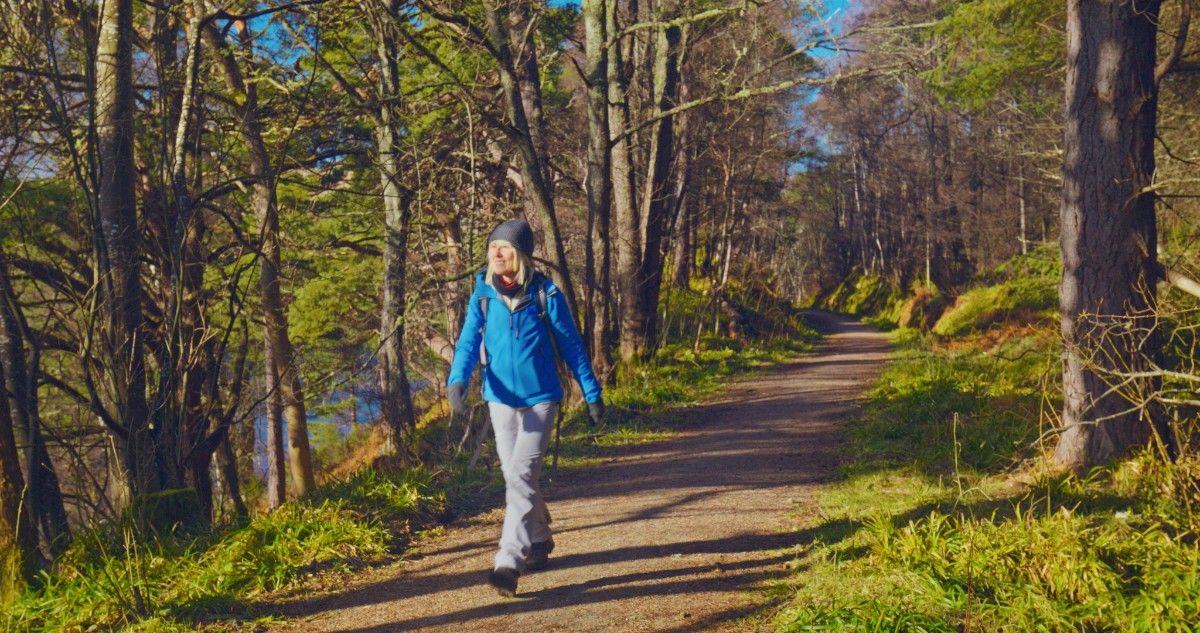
top-left (1055, 0), bottom-right (1163, 470)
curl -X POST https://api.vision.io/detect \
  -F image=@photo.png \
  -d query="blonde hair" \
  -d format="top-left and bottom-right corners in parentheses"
top-left (486, 239), bottom-right (533, 287)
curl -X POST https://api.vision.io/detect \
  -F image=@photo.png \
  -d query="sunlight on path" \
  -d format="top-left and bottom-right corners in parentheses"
top-left (270, 313), bottom-right (889, 633)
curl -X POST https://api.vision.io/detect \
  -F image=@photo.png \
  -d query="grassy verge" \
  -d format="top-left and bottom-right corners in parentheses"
top-left (4, 469), bottom-right (443, 632)
top-left (770, 326), bottom-right (1200, 632)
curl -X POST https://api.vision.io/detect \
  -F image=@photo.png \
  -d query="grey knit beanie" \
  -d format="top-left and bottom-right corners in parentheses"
top-left (488, 219), bottom-right (535, 256)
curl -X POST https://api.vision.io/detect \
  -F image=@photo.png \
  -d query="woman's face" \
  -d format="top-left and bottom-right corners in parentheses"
top-left (489, 241), bottom-right (517, 278)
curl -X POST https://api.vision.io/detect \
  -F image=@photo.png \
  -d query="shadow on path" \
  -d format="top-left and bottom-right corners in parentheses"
top-left (269, 313), bottom-right (890, 633)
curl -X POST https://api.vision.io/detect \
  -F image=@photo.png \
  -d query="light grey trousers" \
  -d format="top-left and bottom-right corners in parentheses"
top-left (488, 401), bottom-right (557, 572)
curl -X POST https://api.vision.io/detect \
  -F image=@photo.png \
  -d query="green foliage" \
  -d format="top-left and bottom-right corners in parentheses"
top-left (822, 247), bottom-right (1059, 335)
top-left (924, 0), bottom-right (1064, 112)
top-left (309, 422), bottom-right (376, 472)
top-left (309, 467), bottom-right (444, 529)
top-left (778, 486), bottom-right (1200, 632)
top-left (896, 286), bottom-right (950, 330)
top-left (0, 178), bottom-right (77, 244)
top-left (931, 277), bottom-right (1057, 337)
top-left (657, 274), bottom-right (818, 348)
top-left (6, 470), bottom-right (443, 632)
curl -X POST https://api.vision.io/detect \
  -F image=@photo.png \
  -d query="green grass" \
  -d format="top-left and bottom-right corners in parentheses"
top-left (5, 469), bottom-right (442, 632)
top-left (931, 277), bottom-right (1057, 337)
top-left (847, 329), bottom-right (1055, 476)
top-left (771, 326), bottom-right (1200, 633)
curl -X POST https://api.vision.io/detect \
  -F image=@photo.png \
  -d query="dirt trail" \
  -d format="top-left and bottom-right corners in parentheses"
top-left (269, 313), bottom-right (889, 633)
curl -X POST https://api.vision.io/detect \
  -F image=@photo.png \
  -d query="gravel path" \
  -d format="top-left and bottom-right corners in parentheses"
top-left (269, 312), bottom-right (889, 632)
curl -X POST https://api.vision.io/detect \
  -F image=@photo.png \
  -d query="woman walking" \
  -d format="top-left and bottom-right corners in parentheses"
top-left (447, 219), bottom-right (604, 597)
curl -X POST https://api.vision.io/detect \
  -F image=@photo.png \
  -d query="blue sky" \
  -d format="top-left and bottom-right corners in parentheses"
top-left (812, 0), bottom-right (853, 60)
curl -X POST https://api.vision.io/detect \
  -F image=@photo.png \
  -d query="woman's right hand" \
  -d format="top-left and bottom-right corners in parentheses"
top-left (448, 383), bottom-right (468, 417)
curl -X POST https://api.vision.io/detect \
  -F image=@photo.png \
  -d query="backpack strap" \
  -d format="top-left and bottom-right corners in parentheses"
top-left (478, 295), bottom-right (490, 366)
top-left (536, 281), bottom-right (562, 364)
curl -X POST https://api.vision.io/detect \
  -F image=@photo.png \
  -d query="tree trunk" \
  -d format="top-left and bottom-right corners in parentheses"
top-left (264, 353), bottom-right (286, 509)
top-left (671, 190), bottom-right (694, 289)
top-left (205, 23), bottom-right (316, 497)
top-left (1055, 0), bottom-right (1162, 471)
top-left (95, 0), bottom-right (155, 501)
top-left (609, 0), bottom-right (640, 358)
top-left (214, 429), bottom-right (247, 521)
top-left (633, 16), bottom-right (683, 357)
top-left (0, 364), bottom-right (38, 594)
top-left (187, 448), bottom-right (213, 528)
top-left (0, 254), bottom-right (69, 553)
top-left (1018, 163), bottom-right (1029, 255)
top-left (513, 2), bottom-right (552, 197)
top-left (583, 0), bottom-right (615, 380)
top-left (373, 10), bottom-right (417, 458)
top-left (153, 7), bottom-right (208, 506)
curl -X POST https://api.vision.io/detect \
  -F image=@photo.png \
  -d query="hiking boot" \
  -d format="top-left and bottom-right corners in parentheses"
top-left (487, 567), bottom-right (519, 597)
top-left (526, 538), bottom-right (555, 571)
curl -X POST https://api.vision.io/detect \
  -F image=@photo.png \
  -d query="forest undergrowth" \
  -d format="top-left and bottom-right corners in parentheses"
top-left (773, 251), bottom-right (1200, 632)
top-left (2, 278), bottom-right (817, 632)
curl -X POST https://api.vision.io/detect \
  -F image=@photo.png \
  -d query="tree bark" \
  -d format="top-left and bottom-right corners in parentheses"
top-left (373, 5), bottom-right (418, 458)
top-left (0, 254), bottom-right (69, 553)
top-left (1055, 0), bottom-right (1162, 471)
top-left (155, 5), bottom-right (208, 507)
top-left (671, 189), bottom-right (695, 289)
top-left (609, 0), bottom-right (640, 359)
top-left (95, 0), bottom-right (155, 501)
top-left (214, 429), bottom-right (248, 521)
top-left (513, 2), bottom-right (552, 198)
top-left (0, 363), bottom-right (38, 593)
top-left (205, 22), bottom-right (316, 497)
top-left (264, 352), bottom-right (286, 509)
top-left (633, 15), bottom-right (683, 357)
top-left (583, 0), bottom-right (615, 380)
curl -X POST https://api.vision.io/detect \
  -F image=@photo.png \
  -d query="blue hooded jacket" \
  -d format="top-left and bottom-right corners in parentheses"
top-left (448, 270), bottom-right (603, 407)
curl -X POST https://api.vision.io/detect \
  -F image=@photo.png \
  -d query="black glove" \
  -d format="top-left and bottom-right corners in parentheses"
top-left (587, 401), bottom-right (605, 426)
top-left (448, 383), bottom-right (468, 417)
